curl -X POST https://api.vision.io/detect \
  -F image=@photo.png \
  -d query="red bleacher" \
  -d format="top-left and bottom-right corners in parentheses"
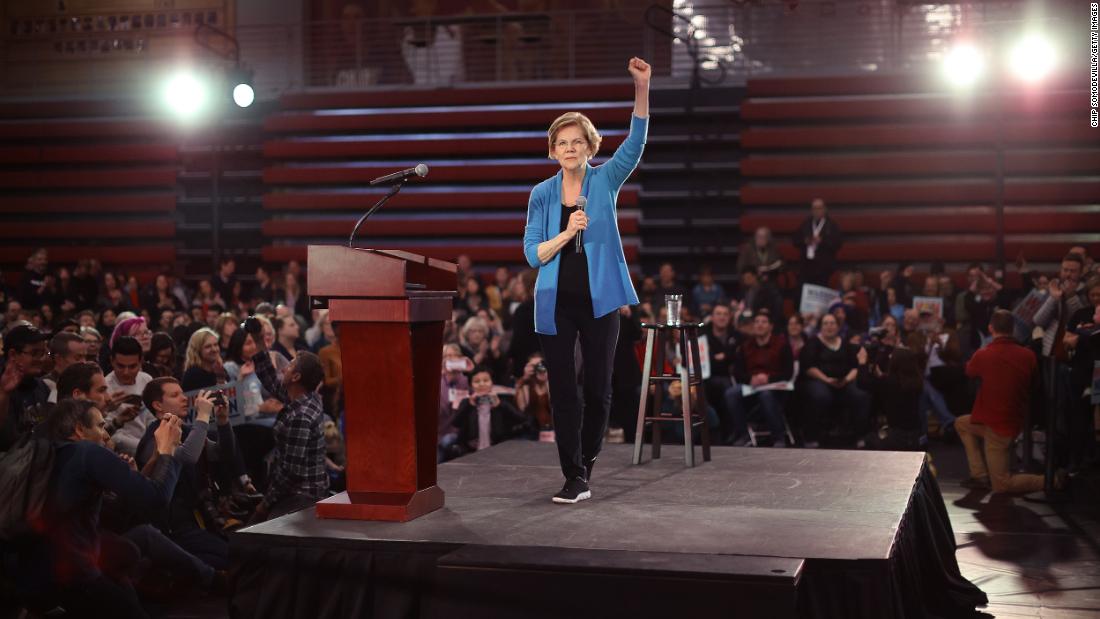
top-left (0, 101), bottom-right (179, 274)
top-left (261, 82), bottom-right (641, 267)
top-left (738, 75), bottom-right (1100, 266)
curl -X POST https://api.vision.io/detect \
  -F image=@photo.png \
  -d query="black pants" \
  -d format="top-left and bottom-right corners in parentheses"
top-left (539, 297), bottom-right (620, 481)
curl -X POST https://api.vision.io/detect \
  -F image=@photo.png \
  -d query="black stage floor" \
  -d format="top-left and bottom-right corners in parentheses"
top-left (230, 442), bottom-right (985, 619)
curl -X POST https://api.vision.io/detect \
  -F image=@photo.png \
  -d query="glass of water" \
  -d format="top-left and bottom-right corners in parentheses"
top-left (665, 294), bottom-right (682, 326)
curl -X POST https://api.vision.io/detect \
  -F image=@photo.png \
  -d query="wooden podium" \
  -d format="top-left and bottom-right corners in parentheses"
top-left (306, 245), bottom-right (456, 522)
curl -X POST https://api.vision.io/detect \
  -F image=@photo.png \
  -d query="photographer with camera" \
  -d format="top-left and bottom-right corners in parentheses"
top-left (134, 378), bottom-right (246, 571)
top-left (855, 345), bottom-right (926, 451)
top-left (452, 365), bottom-right (531, 454)
top-left (439, 343), bottom-right (473, 461)
top-left (515, 352), bottom-right (552, 440)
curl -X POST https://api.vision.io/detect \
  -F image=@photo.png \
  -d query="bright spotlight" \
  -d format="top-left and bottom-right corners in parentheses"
top-left (232, 83), bottom-right (255, 108)
top-left (162, 70), bottom-right (209, 122)
top-left (1009, 34), bottom-right (1057, 83)
top-left (942, 43), bottom-right (985, 88)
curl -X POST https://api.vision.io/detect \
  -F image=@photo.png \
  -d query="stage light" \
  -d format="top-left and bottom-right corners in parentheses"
top-left (161, 69), bottom-right (209, 122)
top-left (1009, 34), bottom-right (1057, 83)
top-left (942, 43), bottom-right (985, 88)
top-left (232, 82), bottom-right (255, 108)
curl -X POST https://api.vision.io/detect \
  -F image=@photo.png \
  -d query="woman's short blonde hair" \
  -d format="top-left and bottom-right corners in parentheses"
top-left (547, 112), bottom-right (602, 160)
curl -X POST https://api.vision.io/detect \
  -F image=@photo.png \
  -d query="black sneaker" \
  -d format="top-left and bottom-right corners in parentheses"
top-left (584, 457), bottom-right (597, 483)
top-left (552, 477), bottom-right (591, 504)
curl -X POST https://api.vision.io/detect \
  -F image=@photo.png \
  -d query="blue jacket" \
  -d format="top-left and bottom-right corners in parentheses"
top-left (523, 114), bottom-right (648, 335)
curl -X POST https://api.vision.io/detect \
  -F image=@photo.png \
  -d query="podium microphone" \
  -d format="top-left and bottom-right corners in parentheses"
top-left (574, 196), bottom-right (587, 253)
top-left (369, 163), bottom-right (429, 186)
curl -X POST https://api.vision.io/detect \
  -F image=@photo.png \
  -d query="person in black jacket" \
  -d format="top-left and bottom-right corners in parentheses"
top-left (856, 345), bottom-right (926, 451)
top-left (19, 399), bottom-right (183, 619)
top-left (452, 366), bottom-right (532, 453)
top-left (792, 198), bottom-right (843, 288)
top-left (798, 313), bottom-right (870, 447)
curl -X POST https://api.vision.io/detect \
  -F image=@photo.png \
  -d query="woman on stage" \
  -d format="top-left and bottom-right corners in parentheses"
top-left (522, 57), bottom-right (650, 504)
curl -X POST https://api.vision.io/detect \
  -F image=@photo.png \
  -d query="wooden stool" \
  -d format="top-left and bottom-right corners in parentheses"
top-left (632, 321), bottom-right (712, 467)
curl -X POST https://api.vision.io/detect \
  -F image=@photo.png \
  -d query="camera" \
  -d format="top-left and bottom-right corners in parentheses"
top-left (211, 392), bottom-right (228, 407)
top-left (534, 361), bottom-right (547, 373)
top-left (476, 395), bottom-right (493, 407)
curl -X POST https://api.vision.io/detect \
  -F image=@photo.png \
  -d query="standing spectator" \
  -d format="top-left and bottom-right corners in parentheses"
top-left (738, 267), bottom-right (783, 323)
top-left (44, 331), bottom-right (88, 403)
top-left (18, 248), bottom-right (49, 309)
top-left (485, 266), bottom-right (511, 314)
top-left (459, 316), bottom-right (504, 380)
top-left (282, 272), bottom-right (310, 320)
top-left (191, 279), bottom-right (225, 316)
top-left (181, 328), bottom-right (225, 391)
top-left (690, 265), bottom-right (727, 316)
top-left (955, 310), bottom-right (1049, 493)
top-left (792, 198), bottom-right (842, 288)
top-left (736, 227), bottom-right (783, 280)
top-left (252, 266), bottom-right (277, 305)
top-left (142, 273), bottom-right (182, 317)
top-left (212, 258), bottom-right (237, 306)
top-left (724, 311), bottom-right (794, 447)
top-left (798, 313), bottom-right (870, 447)
top-left (654, 262), bottom-right (685, 303)
top-left (104, 336), bottom-right (155, 456)
top-left (0, 324), bottom-right (51, 450)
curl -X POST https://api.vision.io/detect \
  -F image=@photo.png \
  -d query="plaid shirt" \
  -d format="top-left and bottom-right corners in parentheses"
top-left (252, 351), bottom-right (329, 507)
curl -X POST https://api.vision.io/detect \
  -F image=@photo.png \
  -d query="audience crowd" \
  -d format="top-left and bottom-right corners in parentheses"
top-left (1, 198), bottom-right (1098, 616)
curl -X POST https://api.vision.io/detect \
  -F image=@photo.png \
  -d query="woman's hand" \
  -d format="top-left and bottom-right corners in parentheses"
top-left (628, 57), bottom-right (651, 86)
top-left (565, 209), bottom-right (588, 238)
top-left (856, 346), bottom-right (868, 366)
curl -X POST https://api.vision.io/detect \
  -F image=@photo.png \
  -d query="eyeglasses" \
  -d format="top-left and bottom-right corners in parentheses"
top-left (16, 347), bottom-right (47, 359)
top-left (555, 138), bottom-right (587, 150)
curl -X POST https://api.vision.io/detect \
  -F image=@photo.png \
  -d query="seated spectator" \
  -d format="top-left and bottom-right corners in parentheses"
top-left (181, 327), bottom-right (226, 391)
top-left (658, 379), bottom-right (720, 444)
top-left (0, 324), bottom-right (52, 451)
top-left (251, 266), bottom-right (277, 305)
top-left (281, 272), bottom-right (310, 320)
top-left (245, 320), bottom-right (329, 521)
top-left (109, 316), bottom-right (153, 372)
top-left (654, 262), bottom-right (685, 302)
top-left (224, 328), bottom-right (272, 419)
top-left (21, 399), bottom-right (183, 619)
top-left (142, 273), bottom-right (182, 317)
top-left (136, 379), bottom-right (242, 570)
top-left (738, 267), bottom-right (783, 323)
top-left (452, 366), bottom-right (531, 453)
top-left (459, 316), bottom-right (505, 381)
top-left (104, 336), bottom-right (155, 456)
top-left (147, 332), bottom-right (177, 379)
top-left (955, 310), bottom-right (1053, 493)
top-left (691, 265), bottom-right (727, 316)
top-left (786, 313), bottom-right (807, 359)
top-left (724, 311), bottom-right (794, 447)
top-left (212, 313), bottom-right (239, 356)
top-left (317, 316), bottom-right (342, 418)
top-left (191, 279), bottom-right (225, 315)
top-left (43, 331), bottom-right (87, 403)
top-left (703, 304), bottom-right (739, 440)
top-left (798, 313), bottom-right (870, 447)
top-left (855, 346), bottom-right (926, 451)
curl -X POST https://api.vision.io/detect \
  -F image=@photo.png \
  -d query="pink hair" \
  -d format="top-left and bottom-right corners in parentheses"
top-left (109, 316), bottom-right (147, 349)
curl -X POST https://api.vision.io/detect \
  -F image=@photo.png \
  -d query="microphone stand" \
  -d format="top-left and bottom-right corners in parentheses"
top-left (347, 178), bottom-right (407, 248)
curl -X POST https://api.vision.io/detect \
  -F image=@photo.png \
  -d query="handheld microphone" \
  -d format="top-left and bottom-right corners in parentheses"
top-left (574, 196), bottom-right (587, 253)
top-left (369, 163), bottom-right (429, 186)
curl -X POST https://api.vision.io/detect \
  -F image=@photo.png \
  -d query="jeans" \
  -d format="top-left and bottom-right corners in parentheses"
top-left (171, 526), bottom-right (229, 571)
top-left (920, 379), bottom-right (956, 431)
top-left (125, 524), bottom-right (215, 588)
top-left (724, 386), bottom-right (789, 445)
top-left (704, 376), bottom-right (734, 441)
top-left (539, 298), bottom-right (620, 481)
top-left (955, 414), bottom-right (1043, 493)
top-left (801, 379), bottom-right (871, 442)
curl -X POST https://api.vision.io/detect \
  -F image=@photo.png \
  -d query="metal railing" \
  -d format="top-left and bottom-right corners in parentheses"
top-left (0, 2), bottom-right (1085, 100)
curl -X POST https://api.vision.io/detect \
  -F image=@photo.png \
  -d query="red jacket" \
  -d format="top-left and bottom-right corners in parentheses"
top-left (965, 336), bottom-right (1037, 438)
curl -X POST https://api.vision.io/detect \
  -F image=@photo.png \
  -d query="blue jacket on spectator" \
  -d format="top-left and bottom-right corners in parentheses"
top-left (523, 114), bottom-right (647, 335)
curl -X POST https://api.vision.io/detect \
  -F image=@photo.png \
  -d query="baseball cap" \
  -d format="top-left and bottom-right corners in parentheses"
top-left (4, 324), bottom-right (50, 355)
